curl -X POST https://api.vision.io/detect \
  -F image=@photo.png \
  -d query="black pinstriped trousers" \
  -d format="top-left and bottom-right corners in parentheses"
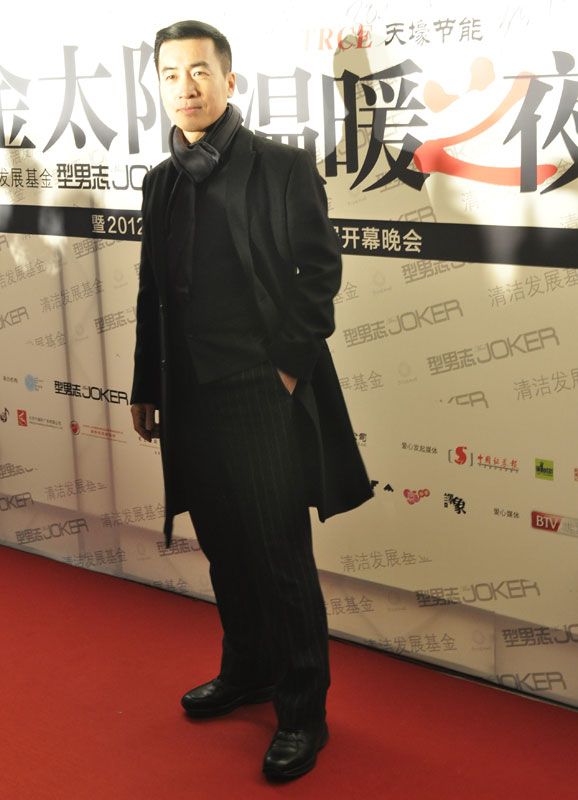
top-left (173, 360), bottom-right (330, 728)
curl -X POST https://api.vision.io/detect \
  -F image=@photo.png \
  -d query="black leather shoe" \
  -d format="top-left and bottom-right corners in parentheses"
top-left (181, 677), bottom-right (275, 718)
top-left (262, 723), bottom-right (329, 781)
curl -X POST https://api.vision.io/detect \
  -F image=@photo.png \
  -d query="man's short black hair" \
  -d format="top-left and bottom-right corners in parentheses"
top-left (154, 20), bottom-right (232, 76)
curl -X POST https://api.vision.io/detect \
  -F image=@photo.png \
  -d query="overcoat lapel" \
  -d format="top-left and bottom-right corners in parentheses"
top-left (150, 134), bottom-right (257, 296)
top-left (225, 128), bottom-right (257, 287)
top-left (148, 160), bottom-right (179, 297)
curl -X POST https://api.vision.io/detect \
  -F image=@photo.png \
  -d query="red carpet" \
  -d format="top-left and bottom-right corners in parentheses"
top-left (1, 544), bottom-right (576, 799)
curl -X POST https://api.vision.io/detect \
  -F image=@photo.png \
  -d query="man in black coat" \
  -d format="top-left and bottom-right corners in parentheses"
top-left (130, 20), bottom-right (372, 781)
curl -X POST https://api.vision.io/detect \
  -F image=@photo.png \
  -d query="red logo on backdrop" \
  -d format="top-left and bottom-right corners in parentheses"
top-left (454, 446), bottom-right (468, 465)
top-left (404, 488), bottom-right (430, 505)
top-left (70, 420), bottom-right (80, 435)
top-left (531, 511), bottom-right (562, 532)
top-left (413, 57), bottom-right (558, 190)
top-left (448, 446), bottom-right (474, 466)
top-left (17, 409), bottom-right (27, 426)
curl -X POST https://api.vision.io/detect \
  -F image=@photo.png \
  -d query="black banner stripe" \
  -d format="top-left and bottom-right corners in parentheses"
top-left (1, 205), bottom-right (577, 268)
top-left (332, 218), bottom-right (578, 269)
top-left (0, 205), bottom-right (142, 241)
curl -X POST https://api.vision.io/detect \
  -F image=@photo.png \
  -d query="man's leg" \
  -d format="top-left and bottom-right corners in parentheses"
top-left (190, 361), bottom-right (330, 728)
top-left (187, 499), bottom-right (276, 693)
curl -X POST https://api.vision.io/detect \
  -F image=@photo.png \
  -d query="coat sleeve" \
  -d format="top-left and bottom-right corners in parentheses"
top-left (130, 172), bottom-right (162, 406)
top-left (266, 149), bottom-right (342, 380)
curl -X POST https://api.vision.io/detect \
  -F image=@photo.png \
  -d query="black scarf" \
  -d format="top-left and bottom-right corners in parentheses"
top-left (169, 103), bottom-right (243, 185)
top-left (165, 104), bottom-right (243, 271)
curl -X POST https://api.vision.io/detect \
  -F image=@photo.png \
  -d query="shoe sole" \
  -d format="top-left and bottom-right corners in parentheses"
top-left (183, 687), bottom-right (275, 718)
top-left (262, 726), bottom-right (329, 781)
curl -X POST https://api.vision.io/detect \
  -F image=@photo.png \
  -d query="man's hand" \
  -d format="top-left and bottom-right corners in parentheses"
top-left (277, 369), bottom-right (297, 395)
top-left (131, 402), bottom-right (160, 442)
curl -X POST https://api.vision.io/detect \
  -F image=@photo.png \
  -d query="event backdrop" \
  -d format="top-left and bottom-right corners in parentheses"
top-left (1, 0), bottom-right (578, 708)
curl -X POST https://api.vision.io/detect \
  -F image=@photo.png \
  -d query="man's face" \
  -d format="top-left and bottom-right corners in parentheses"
top-left (158, 37), bottom-right (236, 143)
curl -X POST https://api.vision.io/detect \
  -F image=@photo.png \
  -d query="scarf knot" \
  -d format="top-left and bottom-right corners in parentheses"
top-left (169, 104), bottom-right (243, 184)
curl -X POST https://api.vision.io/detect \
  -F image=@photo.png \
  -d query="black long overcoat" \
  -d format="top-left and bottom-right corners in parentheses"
top-left (131, 126), bottom-right (373, 544)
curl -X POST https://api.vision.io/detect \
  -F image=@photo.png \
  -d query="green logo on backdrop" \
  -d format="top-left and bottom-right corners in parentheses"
top-left (535, 459), bottom-right (554, 481)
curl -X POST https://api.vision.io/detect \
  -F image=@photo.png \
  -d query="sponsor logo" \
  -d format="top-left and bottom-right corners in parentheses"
top-left (326, 595), bottom-right (374, 615)
top-left (497, 672), bottom-right (566, 693)
top-left (54, 381), bottom-right (129, 405)
top-left (370, 480), bottom-right (394, 493)
top-left (454, 446), bottom-right (468, 465)
top-left (156, 537), bottom-right (201, 556)
top-left (401, 259), bottom-right (465, 285)
top-left (402, 441), bottom-right (438, 454)
top-left (448, 446), bottom-right (474, 466)
top-left (304, 24), bottom-right (373, 52)
top-left (388, 299), bottom-right (463, 335)
top-left (0, 492), bottom-right (34, 511)
top-left (16, 411), bottom-right (62, 430)
top-left (447, 391), bottom-right (488, 408)
top-left (24, 374), bottom-right (43, 392)
top-left (503, 624), bottom-right (578, 647)
top-left (14, 518), bottom-right (89, 545)
top-left (45, 478), bottom-right (107, 500)
top-left (429, 327), bottom-right (560, 376)
top-left (94, 306), bottom-right (136, 334)
top-left (0, 462), bottom-right (35, 480)
top-left (0, 407), bottom-right (8, 422)
top-left (344, 300), bottom-right (463, 347)
top-left (377, 632), bottom-right (456, 656)
top-left (70, 420), bottom-right (80, 435)
top-left (443, 493), bottom-right (466, 514)
top-left (461, 580), bottom-right (540, 603)
top-left (417, 579), bottom-right (540, 606)
top-left (81, 385), bottom-right (128, 404)
top-left (451, 448), bottom-right (517, 473)
top-left (531, 510), bottom-right (578, 538)
top-left (535, 458), bottom-right (554, 480)
top-left (397, 361), bottom-right (417, 385)
top-left (45, 519), bottom-right (88, 537)
top-left (341, 548), bottom-right (431, 573)
top-left (65, 549), bottom-right (127, 568)
top-left (404, 488), bottom-right (430, 505)
top-left (371, 270), bottom-right (392, 295)
top-left (78, 424), bottom-right (126, 444)
top-left (0, 306), bottom-right (29, 330)
top-left (476, 328), bottom-right (559, 363)
top-left (477, 453), bottom-right (518, 473)
top-left (339, 371), bottom-right (383, 391)
top-left (493, 507), bottom-right (520, 520)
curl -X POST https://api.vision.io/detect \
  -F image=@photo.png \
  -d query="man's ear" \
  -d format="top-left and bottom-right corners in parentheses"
top-left (227, 72), bottom-right (236, 98)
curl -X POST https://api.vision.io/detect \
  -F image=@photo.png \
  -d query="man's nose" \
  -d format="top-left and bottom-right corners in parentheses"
top-left (179, 75), bottom-right (200, 97)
